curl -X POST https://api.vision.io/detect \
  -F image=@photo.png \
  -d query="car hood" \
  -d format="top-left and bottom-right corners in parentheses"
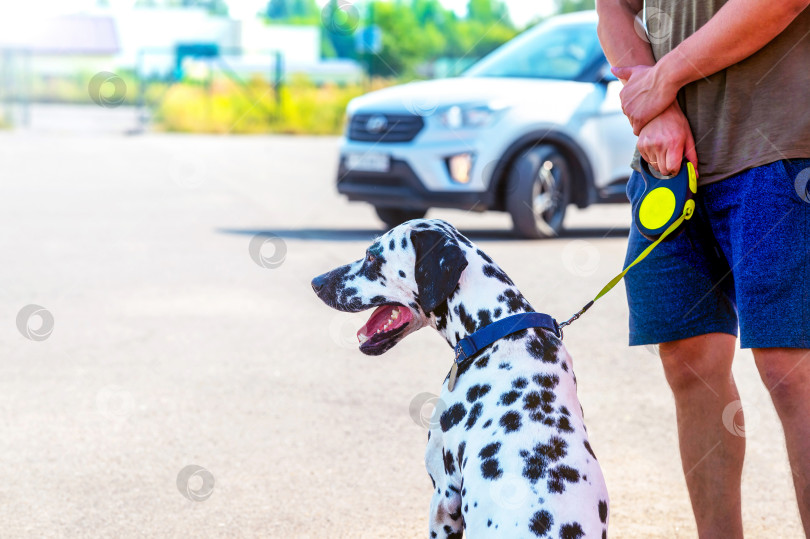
top-left (346, 76), bottom-right (598, 116)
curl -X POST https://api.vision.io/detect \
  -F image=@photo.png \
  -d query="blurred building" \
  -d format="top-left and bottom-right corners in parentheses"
top-left (0, 7), bottom-right (361, 83)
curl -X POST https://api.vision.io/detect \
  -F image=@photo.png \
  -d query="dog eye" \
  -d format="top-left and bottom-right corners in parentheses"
top-left (366, 254), bottom-right (376, 263)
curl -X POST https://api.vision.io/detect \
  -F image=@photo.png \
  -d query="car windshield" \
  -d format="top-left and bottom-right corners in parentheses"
top-left (464, 21), bottom-right (603, 81)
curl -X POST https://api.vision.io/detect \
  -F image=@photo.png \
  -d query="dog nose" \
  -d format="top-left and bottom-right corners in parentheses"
top-left (311, 273), bottom-right (328, 294)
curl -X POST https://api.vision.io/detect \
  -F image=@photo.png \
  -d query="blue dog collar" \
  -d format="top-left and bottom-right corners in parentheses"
top-left (448, 312), bottom-right (561, 391)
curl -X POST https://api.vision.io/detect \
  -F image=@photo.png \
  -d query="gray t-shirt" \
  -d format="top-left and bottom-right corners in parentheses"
top-left (632, 1), bottom-right (810, 185)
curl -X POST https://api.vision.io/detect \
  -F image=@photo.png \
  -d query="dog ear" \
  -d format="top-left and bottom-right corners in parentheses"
top-left (411, 228), bottom-right (468, 314)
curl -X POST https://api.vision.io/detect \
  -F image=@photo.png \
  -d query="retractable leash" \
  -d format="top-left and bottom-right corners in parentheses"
top-left (558, 157), bottom-right (698, 335)
top-left (448, 158), bottom-right (698, 391)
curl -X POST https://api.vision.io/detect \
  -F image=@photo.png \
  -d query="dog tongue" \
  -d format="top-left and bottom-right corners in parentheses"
top-left (357, 305), bottom-right (411, 343)
top-left (358, 305), bottom-right (396, 340)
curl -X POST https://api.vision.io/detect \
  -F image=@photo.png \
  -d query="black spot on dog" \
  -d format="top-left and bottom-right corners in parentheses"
top-left (598, 499), bottom-right (608, 523)
top-left (513, 377), bottom-right (528, 389)
top-left (527, 337), bottom-right (558, 364)
top-left (528, 411), bottom-right (546, 423)
top-left (497, 289), bottom-right (533, 313)
top-left (474, 355), bottom-right (490, 369)
top-left (498, 362), bottom-right (512, 370)
top-left (480, 458), bottom-right (503, 480)
top-left (499, 390), bottom-right (521, 406)
top-left (482, 419), bottom-right (492, 428)
top-left (559, 522), bottom-right (585, 539)
top-left (529, 510), bottom-right (553, 536)
top-left (548, 464), bottom-right (580, 493)
top-left (338, 286), bottom-right (358, 301)
top-left (466, 384), bottom-right (491, 403)
top-left (534, 374), bottom-right (561, 389)
top-left (493, 307), bottom-right (502, 318)
top-left (487, 519), bottom-right (492, 528)
top-left (477, 309), bottom-right (492, 329)
top-left (358, 245), bottom-right (386, 282)
top-left (465, 402), bottom-right (483, 430)
top-left (457, 441), bottom-right (466, 469)
top-left (440, 403), bottom-right (467, 432)
top-left (389, 239), bottom-right (395, 250)
top-left (401, 237), bottom-right (408, 249)
top-left (455, 304), bottom-right (477, 334)
top-left (524, 391), bottom-right (542, 410)
top-left (476, 249), bottom-right (494, 263)
top-left (433, 300), bottom-right (450, 331)
top-left (557, 416), bottom-right (574, 433)
top-left (443, 448), bottom-right (456, 475)
top-left (483, 264), bottom-right (514, 285)
top-left (584, 441), bottom-right (597, 459)
top-left (479, 442), bottom-right (501, 459)
top-left (541, 390), bottom-right (556, 404)
top-left (523, 436), bottom-right (568, 483)
top-left (399, 270), bottom-right (406, 278)
top-left (560, 406), bottom-right (570, 416)
top-left (505, 328), bottom-right (529, 341)
top-left (500, 411), bottom-right (521, 433)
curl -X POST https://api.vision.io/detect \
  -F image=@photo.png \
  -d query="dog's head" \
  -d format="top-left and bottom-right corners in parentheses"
top-left (311, 219), bottom-right (469, 355)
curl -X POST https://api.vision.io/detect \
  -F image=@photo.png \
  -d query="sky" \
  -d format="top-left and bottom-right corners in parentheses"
top-left (6, 0), bottom-right (557, 27)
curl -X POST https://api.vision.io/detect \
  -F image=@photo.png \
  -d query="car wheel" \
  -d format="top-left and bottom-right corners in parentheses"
top-left (506, 145), bottom-right (571, 239)
top-left (374, 207), bottom-right (427, 229)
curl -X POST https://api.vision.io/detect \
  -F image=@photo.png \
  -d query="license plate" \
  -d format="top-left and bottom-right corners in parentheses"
top-left (345, 152), bottom-right (390, 173)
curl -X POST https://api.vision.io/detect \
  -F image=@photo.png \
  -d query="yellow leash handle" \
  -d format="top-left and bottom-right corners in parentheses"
top-left (558, 162), bottom-right (697, 335)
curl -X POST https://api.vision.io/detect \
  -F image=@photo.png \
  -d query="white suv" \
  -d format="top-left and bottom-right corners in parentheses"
top-left (337, 11), bottom-right (637, 238)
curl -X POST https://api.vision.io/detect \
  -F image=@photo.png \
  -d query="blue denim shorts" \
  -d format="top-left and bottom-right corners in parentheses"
top-left (624, 158), bottom-right (810, 349)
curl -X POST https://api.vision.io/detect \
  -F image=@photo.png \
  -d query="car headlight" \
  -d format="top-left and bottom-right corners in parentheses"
top-left (438, 103), bottom-right (507, 129)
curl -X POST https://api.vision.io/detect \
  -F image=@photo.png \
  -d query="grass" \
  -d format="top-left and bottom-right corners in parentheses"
top-left (155, 76), bottom-right (393, 135)
top-left (26, 71), bottom-right (399, 135)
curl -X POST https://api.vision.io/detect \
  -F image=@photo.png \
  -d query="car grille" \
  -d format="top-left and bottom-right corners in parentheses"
top-left (348, 113), bottom-right (424, 143)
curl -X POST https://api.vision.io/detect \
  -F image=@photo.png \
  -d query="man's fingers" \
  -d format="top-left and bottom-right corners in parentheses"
top-left (684, 132), bottom-right (699, 178)
top-left (664, 144), bottom-right (683, 177)
top-left (611, 66), bottom-right (634, 81)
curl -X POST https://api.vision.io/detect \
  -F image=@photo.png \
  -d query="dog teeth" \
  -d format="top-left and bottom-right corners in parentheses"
top-left (358, 333), bottom-right (368, 344)
top-left (391, 310), bottom-right (399, 319)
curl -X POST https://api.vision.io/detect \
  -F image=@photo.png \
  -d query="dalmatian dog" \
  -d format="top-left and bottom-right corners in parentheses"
top-left (311, 219), bottom-right (608, 538)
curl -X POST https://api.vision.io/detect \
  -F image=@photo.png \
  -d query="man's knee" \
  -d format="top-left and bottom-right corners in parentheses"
top-left (754, 348), bottom-right (810, 416)
top-left (658, 333), bottom-right (736, 395)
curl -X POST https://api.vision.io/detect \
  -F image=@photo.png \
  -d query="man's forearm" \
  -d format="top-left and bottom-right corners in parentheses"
top-left (596, 0), bottom-right (656, 69)
top-left (657, 0), bottom-right (810, 89)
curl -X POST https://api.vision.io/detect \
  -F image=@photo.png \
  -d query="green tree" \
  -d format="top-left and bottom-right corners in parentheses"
top-left (555, 0), bottom-right (595, 14)
top-left (467, 0), bottom-right (509, 24)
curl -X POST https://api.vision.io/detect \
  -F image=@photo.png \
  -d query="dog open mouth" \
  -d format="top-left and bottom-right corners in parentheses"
top-left (357, 304), bottom-right (413, 354)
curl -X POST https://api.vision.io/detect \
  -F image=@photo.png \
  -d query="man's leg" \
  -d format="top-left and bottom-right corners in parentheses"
top-left (659, 332), bottom-right (744, 538)
top-left (753, 347), bottom-right (810, 535)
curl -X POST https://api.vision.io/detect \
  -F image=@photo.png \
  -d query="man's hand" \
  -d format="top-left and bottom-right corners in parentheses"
top-left (612, 64), bottom-right (679, 135)
top-left (637, 101), bottom-right (698, 178)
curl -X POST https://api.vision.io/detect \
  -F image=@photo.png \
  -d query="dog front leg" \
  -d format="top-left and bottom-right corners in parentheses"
top-left (429, 486), bottom-right (463, 539)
